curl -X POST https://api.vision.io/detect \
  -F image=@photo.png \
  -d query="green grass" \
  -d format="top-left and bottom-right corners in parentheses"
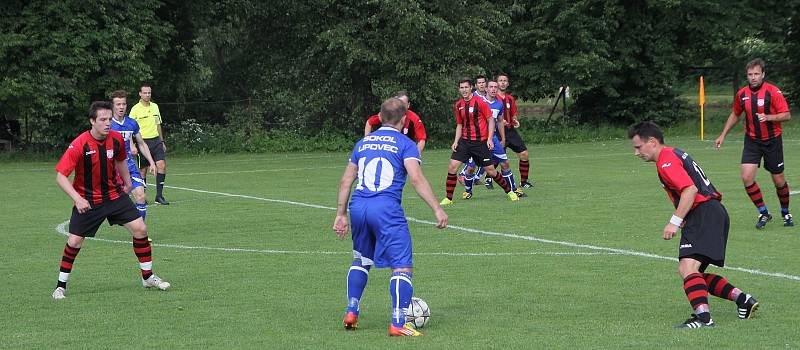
top-left (2, 136), bottom-right (799, 349)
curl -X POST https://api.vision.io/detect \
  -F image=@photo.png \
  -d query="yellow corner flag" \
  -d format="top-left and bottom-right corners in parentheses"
top-left (699, 76), bottom-right (705, 106)
top-left (699, 76), bottom-right (705, 140)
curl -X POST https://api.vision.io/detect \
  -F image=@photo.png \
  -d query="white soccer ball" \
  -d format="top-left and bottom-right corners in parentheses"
top-left (405, 297), bottom-right (431, 328)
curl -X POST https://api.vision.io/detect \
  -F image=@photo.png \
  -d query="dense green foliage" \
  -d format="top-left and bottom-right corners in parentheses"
top-left (1, 0), bottom-right (797, 151)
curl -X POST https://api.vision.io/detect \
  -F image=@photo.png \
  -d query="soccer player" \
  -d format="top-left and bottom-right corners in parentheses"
top-left (130, 83), bottom-right (169, 205)
top-left (497, 72), bottom-right (533, 188)
top-left (440, 78), bottom-right (519, 205)
top-left (52, 101), bottom-right (170, 300)
top-left (110, 90), bottom-right (156, 223)
top-left (460, 79), bottom-right (525, 199)
top-left (628, 121), bottom-right (759, 329)
top-left (473, 74), bottom-right (487, 99)
top-left (715, 58), bottom-right (793, 229)
top-left (334, 97), bottom-right (448, 337)
top-left (364, 90), bottom-right (427, 153)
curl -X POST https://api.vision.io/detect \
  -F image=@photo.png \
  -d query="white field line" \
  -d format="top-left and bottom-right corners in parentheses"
top-left (128, 184), bottom-right (800, 281)
top-left (54, 220), bottom-right (615, 257)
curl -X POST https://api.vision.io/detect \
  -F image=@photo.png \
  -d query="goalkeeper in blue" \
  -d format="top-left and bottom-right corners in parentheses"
top-left (333, 97), bottom-right (448, 337)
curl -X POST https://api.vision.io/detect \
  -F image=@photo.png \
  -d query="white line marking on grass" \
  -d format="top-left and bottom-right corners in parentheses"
top-left (54, 220), bottom-right (612, 257)
top-left (59, 185), bottom-right (800, 282)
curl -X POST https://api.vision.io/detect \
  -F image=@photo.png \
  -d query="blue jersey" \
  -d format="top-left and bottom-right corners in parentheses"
top-left (349, 127), bottom-right (421, 203)
top-left (110, 116), bottom-right (140, 160)
top-left (482, 96), bottom-right (505, 132)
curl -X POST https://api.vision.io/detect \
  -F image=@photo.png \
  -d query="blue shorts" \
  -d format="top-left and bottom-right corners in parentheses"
top-left (349, 199), bottom-right (413, 269)
top-left (127, 158), bottom-right (146, 191)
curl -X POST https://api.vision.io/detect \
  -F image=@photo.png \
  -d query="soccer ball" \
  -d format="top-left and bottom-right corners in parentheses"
top-left (405, 297), bottom-right (431, 328)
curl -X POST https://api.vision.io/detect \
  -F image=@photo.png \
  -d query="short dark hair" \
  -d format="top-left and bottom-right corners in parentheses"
top-left (475, 74), bottom-right (487, 83)
top-left (379, 97), bottom-right (407, 124)
top-left (627, 121), bottom-right (664, 144)
top-left (393, 90), bottom-right (409, 99)
top-left (140, 83), bottom-right (151, 91)
top-left (458, 77), bottom-right (472, 86)
top-left (110, 90), bottom-right (127, 100)
top-left (88, 101), bottom-right (113, 120)
top-left (495, 72), bottom-right (509, 80)
top-left (746, 58), bottom-right (765, 72)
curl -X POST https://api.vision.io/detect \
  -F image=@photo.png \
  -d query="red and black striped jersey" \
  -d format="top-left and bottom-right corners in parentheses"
top-left (732, 82), bottom-right (790, 141)
top-left (55, 130), bottom-right (128, 205)
top-left (498, 92), bottom-right (518, 127)
top-left (454, 97), bottom-right (492, 141)
top-left (656, 147), bottom-right (721, 209)
top-left (366, 110), bottom-right (427, 141)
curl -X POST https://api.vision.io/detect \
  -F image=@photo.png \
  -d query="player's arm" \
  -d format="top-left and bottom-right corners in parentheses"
top-left (333, 162), bottom-right (358, 239)
top-left (405, 159), bottom-right (448, 229)
top-left (715, 111), bottom-right (740, 149)
top-left (498, 118), bottom-right (507, 146)
top-left (56, 172), bottom-right (91, 213)
top-left (486, 117), bottom-right (495, 150)
top-left (364, 120), bottom-right (373, 136)
top-left (763, 111), bottom-right (791, 122)
top-left (416, 140), bottom-right (425, 154)
top-left (451, 124), bottom-right (462, 152)
top-left (663, 185), bottom-right (697, 240)
top-left (135, 133), bottom-right (157, 176)
top-left (129, 138), bottom-right (138, 156)
top-left (157, 124), bottom-right (166, 152)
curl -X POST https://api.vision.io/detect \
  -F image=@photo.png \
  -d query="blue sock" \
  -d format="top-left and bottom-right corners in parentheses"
top-left (782, 208), bottom-right (790, 216)
top-left (464, 174), bottom-right (474, 192)
top-left (476, 167), bottom-right (485, 178)
top-left (502, 170), bottom-right (516, 191)
top-left (389, 271), bottom-right (413, 327)
top-left (759, 206), bottom-right (769, 214)
top-left (346, 261), bottom-right (371, 314)
top-left (136, 203), bottom-right (147, 222)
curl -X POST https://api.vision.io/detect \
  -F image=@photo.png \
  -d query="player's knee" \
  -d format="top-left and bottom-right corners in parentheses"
top-left (132, 189), bottom-right (146, 203)
top-left (520, 150), bottom-right (529, 159)
top-left (67, 234), bottom-right (85, 248)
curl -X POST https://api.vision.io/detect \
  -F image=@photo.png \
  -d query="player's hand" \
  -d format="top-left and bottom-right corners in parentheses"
top-left (512, 118), bottom-right (520, 128)
top-left (148, 164), bottom-right (157, 176)
top-left (487, 139), bottom-right (494, 150)
top-left (162, 142), bottom-right (167, 152)
top-left (434, 208), bottom-right (448, 229)
top-left (500, 138), bottom-right (506, 147)
top-left (75, 198), bottom-right (91, 214)
top-left (757, 113), bottom-right (768, 122)
top-left (451, 142), bottom-right (458, 153)
top-left (714, 136), bottom-right (724, 150)
top-left (131, 147), bottom-right (139, 156)
top-left (333, 215), bottom-right (350, 239)
top-left (663, 223), bottom-right (679, 240)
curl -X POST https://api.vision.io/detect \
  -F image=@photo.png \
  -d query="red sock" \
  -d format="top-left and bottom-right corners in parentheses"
top-left (683, 273), bottom-right (710, 319)
top-left (133, 237), bottom-right (153, 280)
top-left (445, 173), bottom-right (457, 200)
top-left (519, 160), bottom-right (530, 182)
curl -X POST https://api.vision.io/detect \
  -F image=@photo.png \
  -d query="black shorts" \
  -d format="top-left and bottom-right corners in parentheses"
top-left (678, 199), bottom-right (729, 269)
top-left (68, 196), bottom-right (141, 237)
top-left (742, 135), bottom-right (784, 174)
top-left (451, 139), bottom-right (493, 167)
top-left (503, 127), bottom-right (527, 153)
top-left (138, 137), bottom-right (165, 168)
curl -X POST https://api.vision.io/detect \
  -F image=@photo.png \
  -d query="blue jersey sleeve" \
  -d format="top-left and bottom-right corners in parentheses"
top-left (401, 136), bottom-right (421, 163)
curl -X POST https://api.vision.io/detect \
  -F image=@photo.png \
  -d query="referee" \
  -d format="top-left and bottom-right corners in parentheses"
top-left (130, 83), bottom-right (169, 205)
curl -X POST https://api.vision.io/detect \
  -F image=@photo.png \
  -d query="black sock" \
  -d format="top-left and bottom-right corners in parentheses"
top-left (156, 173), bottom-right (166, 197)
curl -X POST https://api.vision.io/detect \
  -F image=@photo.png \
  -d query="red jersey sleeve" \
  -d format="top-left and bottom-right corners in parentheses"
top-left (454, 101), bottom-right (463, 125)
top-left (407, 111), bottom-right (426, 141)
top-left (478, 99), bottom-right (492, 122)
top-left (55, 141), bottom-right (81, 177)
top-left (509, 95), bottom-right (518, 117)
top-left (367, 114), bottom-right (381, 127)
top-left (732, 89), bottom-right (744, 116)
top-left (769, 86), bottom-right (790, 114)
top-left (658, 153), bottom-right (694, 192)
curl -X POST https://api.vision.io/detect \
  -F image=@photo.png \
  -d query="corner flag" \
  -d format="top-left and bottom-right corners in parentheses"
top-left (699, 76), bottom-right (705, 140)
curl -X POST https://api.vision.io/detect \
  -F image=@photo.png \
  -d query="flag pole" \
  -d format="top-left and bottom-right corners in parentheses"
top-left (699, 76), bottom-right (705, 141)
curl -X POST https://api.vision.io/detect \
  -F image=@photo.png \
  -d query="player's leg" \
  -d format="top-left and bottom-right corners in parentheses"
top-left (741, 139), bottom-right (771, 228)
top-left (112, 197), bottom-right (169, 290)
top-left (148, 139), bottom-right (168, 205)
top-left (702, 273), bottom-right (759, 319)
top-left (764, 138), bottom-right (792, 226)
top-left (377, 210), bottom-right (420, 336)
top-left (129, 163), bottom-right (148, 222)
top-left (483, 164), bottom-right (517, 201)
top-left (676, 257), bottom-right (714, 328)
top-left (444, 143), bottom-right (469, 204)
top-left (344, 203), bottom-right (374, 329)
top-left (53, 233), bottom-right (86, 299)
top-left (388, 267), bottom-right (420, 336)
top-left (518, 149), bottom-right (533, 188)
top-left (462, 159), bottom-right (477, 199)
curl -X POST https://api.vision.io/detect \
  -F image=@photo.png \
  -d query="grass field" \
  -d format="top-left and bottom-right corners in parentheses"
top-left (2, 135), bottom-right (799, 349)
